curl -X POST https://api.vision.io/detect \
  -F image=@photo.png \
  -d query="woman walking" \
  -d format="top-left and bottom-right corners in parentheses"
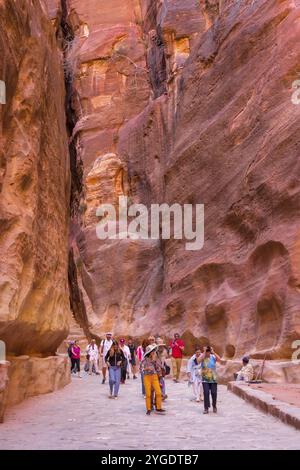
top-left (86, 339), bottom-right (100, 375)
top-left (141, 344), bottom-right (166, 415)
top-left (187, 346), bottom-right (203, 402)
top-left (105, 341), bottom-right (125, 399)
top-left (71, 340), bottom-right (82, 378)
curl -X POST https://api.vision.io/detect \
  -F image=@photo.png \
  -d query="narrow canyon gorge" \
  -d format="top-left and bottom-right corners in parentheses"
top-left (1, 0), bottom-right (300, 416)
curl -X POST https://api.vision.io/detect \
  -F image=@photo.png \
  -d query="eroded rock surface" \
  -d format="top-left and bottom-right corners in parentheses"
top-left (55, 0), bottom-right (300, 359)
top-left (56, 0), bottom-right (300, 359)
top-left (0, 0), bottom-right (71, 355)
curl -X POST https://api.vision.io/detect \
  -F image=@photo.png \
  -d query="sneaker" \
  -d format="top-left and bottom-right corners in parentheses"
top-left (133, 375), bottom-right (137, 380)
top-left (143, 395), bottom-right (146, 399)
top-left (203, 409), bottom-right (209, 414)
top-left (156, 409), bottom-right (166, 413)
top-left (108, 395), bottom-right (113, 399)
top-left (102, 379), bottom-right (105, 384)
top-left (114, 396), bottom-right (118, 400)
top-left (213, 407), bottom-right (217, 413)
top-left (146, 410), bottom-right (151, 415)
top-left (196, 398), bottom-right (200, 402)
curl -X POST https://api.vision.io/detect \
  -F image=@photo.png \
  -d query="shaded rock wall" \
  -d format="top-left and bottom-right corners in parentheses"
top-left (0, 0), bottom-right (71, 356)
top-left (5, 355), bottom-right (70, 407)
top-left (0, 362), bottom-right (9, 422)
top-left (52, 0), bottom-right (300, 359)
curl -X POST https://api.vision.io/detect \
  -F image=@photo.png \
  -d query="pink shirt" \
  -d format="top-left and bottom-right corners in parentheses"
top-left (71, 345), bottom-right (80, 359)
top-left (136, 345), bottom-right (144, 362)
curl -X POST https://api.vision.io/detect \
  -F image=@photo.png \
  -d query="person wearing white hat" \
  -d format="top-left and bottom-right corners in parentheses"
top-left (100, 333), bottom-right (113, 384)
top-left (141, 344), bottom-right (166, 415)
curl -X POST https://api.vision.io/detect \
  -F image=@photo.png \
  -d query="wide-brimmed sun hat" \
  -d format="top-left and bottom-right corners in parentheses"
top-left (144, 344), bottom-right (158, 357)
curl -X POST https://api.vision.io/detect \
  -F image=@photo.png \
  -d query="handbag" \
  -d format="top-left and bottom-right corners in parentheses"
top-left (165, 364), bottom-right (171, 376)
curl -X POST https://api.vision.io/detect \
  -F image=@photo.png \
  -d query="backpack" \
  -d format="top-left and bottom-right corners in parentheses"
top-left (67, 345), bottom-right (73, 358)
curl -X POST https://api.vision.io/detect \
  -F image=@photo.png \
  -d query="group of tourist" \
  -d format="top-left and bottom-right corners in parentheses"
top-left (67, 333), bottom-right (254, 415)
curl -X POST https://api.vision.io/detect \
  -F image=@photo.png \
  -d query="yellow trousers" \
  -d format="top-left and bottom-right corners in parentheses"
top-left (144, 374), bottom-right (162, 411)
top-left (172, 357), bottom-right (182, 380)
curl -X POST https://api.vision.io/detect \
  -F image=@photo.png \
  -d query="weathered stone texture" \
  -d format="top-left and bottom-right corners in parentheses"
top-left (0, 0), bottom-right (71, 356)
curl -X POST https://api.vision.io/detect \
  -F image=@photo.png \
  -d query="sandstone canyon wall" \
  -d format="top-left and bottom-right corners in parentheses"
top-left (56, 0), bottom-right (300, 359)
top-left (1, 0), bottom-right (300, 393)
top-left (0, 0), bottom-right (71, 412)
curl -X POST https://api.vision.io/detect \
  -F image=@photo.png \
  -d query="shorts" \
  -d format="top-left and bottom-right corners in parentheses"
top-left (102, 356), bottom-right (108, 368)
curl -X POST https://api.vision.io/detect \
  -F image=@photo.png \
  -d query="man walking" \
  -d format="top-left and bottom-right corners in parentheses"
top-left (100, 332), bottom-right (113, 384)
top-left (86, 339), bottom-right (99, 375)
top-left (169, 333), bottom-right (184, 382)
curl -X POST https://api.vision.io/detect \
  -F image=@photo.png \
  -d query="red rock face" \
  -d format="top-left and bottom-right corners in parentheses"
top-left (3, 0), bottom-right (297, 360)
top-left (159, 0), bottom-right (300, 359)
top-left (61, 0), bottom-right (300, 358)
top-left (0, 0), bottom-right (71, 355)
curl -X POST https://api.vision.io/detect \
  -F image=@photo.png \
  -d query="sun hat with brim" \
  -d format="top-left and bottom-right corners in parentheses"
top-left (144, 344), bottom-right (158, 357)
top-left (106, 332), bottom-right (113, 336)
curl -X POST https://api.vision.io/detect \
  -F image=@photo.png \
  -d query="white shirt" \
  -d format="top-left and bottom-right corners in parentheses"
top-left (86, 343), bottom-right (99, 360)
top-left (121, 344), bottom-right (131, 361)
top-left (101, 339), bottom-right (113, 358)
top-left (187, 354), bottom-right (202, 383)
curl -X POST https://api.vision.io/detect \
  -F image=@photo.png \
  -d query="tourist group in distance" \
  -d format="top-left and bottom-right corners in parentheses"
top-left (67, 333), bottom-right (254, 415)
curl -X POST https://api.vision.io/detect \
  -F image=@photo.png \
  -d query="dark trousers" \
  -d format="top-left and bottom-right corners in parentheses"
top-left (121, 359), bottom-right (127, 382)
top-left (71, 358), bottom-right (80, 373)
top-left (202, 382), bottom-right (217, 410)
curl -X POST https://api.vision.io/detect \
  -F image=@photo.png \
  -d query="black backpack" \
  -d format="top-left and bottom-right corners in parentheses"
top-left (67, 345), bottom-right (73, 358)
